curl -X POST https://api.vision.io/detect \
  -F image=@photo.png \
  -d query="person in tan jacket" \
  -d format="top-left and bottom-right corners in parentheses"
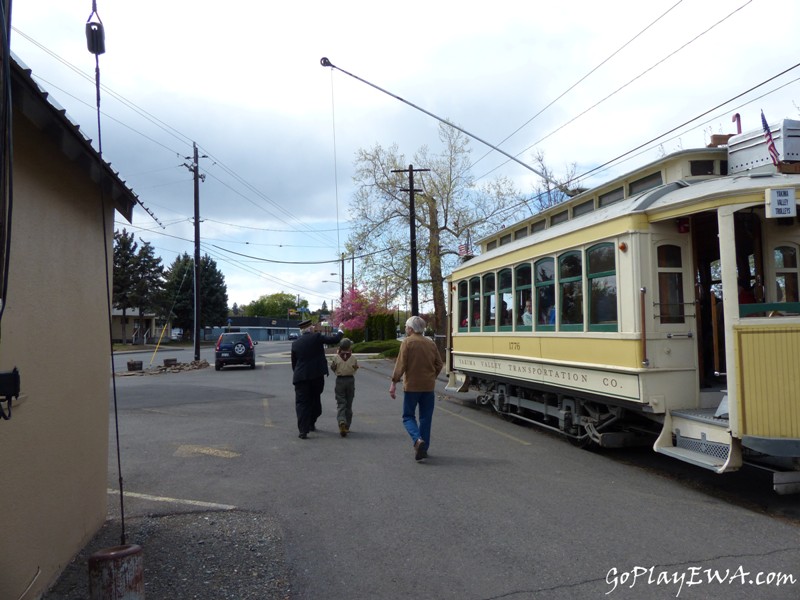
top-left (330, 338), bottom-right (359, 437)
top-left (389, 316), bottom-right (443, 461)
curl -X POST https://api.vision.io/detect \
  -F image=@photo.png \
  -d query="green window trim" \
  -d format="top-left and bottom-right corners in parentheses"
top-left (534, 257), bottom-right (556, 331)
top-left (559, 251), bottom-right (583, 329)
top-left (457, 281), bottom-right (469, 331)
top-left (587, 242), bottom-right (618, 332)
top-left (468, 277), bottom-right (481, 331)
top-left (482, 273), bottom-right (496, 332)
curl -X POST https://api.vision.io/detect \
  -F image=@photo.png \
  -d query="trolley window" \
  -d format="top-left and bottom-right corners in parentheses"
top-left (657, 244), bottom-right (685, 324)
top-left (740, 244), bottom-right (800, 317)
top-left (469, 277), bottom-right (481, 330)
top-left (482, 273), bottom-right (496, 331)
top-left (535, 258), bottom-right (555, 331)
top-left (559, 251), bottom-right (584, 330)
top-left (516, 263), bottom-right (532, 331)
top-left (498, 269), bottom-right (513, 330)
top-left (457, 281), bottom-right (468, 331)
top-left (588, 243), bottom-right (617, 331)
top-left (774, 245), bottom-right (799, 303)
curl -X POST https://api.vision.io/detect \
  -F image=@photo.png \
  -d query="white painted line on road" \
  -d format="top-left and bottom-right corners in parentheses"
top-left (438, 404), bottom-right (532, 446)
top-left (108, 489), bottom-right (236, 510)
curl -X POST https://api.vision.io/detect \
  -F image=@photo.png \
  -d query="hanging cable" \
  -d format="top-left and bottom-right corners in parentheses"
top-left (0, 0), bottom-right (14, 327)
top-left (329, 66), bottom-right (341, 273)
top-left (320, 57), bottom-right (564, 190)
top-left (86, 2), bottom-right (127, 547)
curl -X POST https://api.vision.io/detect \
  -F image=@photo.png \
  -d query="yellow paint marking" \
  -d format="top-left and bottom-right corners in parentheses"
top-left (174, 445), bottom-right (241, 458)
top-left (437, 404), bottom-right (532, 446)
top-left (108, 489), bottom-right (236, 511)
top-left (262, 398), bottom-right (274, 427)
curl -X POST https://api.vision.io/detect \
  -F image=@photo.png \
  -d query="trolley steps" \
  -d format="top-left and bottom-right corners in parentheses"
top-left (654, 405), bottom-right (741, 473)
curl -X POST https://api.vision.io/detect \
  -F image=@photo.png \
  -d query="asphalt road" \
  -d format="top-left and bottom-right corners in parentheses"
top-left (103, 340), bottom-right (800, 599)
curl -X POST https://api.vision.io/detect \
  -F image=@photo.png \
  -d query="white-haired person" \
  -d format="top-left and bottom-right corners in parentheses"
top-left (389, 316), bottom-right (443, 460)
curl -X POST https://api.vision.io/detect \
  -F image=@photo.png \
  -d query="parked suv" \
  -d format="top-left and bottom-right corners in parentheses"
top-left (215, 332), bottom-right (257, 371)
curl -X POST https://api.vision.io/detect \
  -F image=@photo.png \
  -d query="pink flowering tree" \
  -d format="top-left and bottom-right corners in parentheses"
top-left (332, 287), bottom-right (391, 341)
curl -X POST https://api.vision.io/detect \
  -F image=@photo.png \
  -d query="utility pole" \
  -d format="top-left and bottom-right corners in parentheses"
top-left (392, 164), bottom-right (428, 316)
top-left (340, 253), bottom-right (345, 302)
top-left (192, 143), bottom-right (201, 361)
top-left (185, 142), bottom-right (206, 361)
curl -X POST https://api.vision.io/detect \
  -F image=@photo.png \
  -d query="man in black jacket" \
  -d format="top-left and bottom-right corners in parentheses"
top-left (291, 319), bottom-right (344, 438)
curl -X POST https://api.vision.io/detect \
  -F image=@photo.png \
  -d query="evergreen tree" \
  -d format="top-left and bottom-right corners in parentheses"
top-left (163, 254), bottom-right (194, 333)
top-left (113, 229), bottom-right (138, 342)
top-left (163, 253), bottom-right (229, 337)
top-left (130, 240), bottom-right (165, 343)
top-left (200, 254), bottom-right (229, 327)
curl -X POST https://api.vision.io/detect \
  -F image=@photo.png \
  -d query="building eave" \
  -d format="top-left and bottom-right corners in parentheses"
top-left (10, 55), bottom-right (137, 222)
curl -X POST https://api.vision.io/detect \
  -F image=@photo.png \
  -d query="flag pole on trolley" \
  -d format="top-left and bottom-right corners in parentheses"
top-left (761, 110), bottom-right (780, 167)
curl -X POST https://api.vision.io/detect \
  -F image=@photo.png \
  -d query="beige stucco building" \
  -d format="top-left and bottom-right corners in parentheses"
top-left (0, 58), bottom-right (137, 598)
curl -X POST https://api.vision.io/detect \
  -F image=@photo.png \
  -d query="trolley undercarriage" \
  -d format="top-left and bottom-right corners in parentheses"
top-left (467, 373), bottom-right (657, 449)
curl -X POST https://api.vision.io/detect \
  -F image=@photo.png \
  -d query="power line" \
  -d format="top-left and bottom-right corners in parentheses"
top-left (575, 63), bottom-right (800, 183)
top-left (476, 0), bottom-right (754, 181)
top-left (13, 28), bottom-right (340, 249)
top-left (469, 0), bottom-right (686, 171)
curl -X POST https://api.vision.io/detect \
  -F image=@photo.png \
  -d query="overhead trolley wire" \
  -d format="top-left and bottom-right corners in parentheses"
top-left (469, 0), bottom-right (686, 171)
top-left (575, 62), bottom-right (800, 183)
top-left (476, 0), bottom-right (754, 182)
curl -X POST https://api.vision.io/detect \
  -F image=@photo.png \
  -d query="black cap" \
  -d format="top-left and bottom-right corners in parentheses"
top-left (298, 319), bottom-right (313, 329)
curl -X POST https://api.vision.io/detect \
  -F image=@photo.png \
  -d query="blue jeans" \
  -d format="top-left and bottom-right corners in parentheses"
top-left (402, 390), bottom-right (435, 450)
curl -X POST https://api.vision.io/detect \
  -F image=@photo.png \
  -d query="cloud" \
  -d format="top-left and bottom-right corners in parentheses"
top-left (10, 0), bottom-right (800, 307)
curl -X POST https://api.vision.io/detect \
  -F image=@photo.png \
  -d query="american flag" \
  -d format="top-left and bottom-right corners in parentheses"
top-left (458, 243), bottom-right (469, 256)
top-left (761, 110), bottom-right (780, 166)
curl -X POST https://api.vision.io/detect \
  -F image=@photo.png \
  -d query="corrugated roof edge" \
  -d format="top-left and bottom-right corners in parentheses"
top-left (9, 53), bottom-right (137, 222)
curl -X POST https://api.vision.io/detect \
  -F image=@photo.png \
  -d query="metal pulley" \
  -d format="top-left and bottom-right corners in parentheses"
top-left (86, 19), bottom-right (105, 55)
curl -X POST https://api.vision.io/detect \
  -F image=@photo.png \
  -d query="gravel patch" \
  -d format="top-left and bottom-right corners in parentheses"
top-left (43, 511), bottom-right (292, 599)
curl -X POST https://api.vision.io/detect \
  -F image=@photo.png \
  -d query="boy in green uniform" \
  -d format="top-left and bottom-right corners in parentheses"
top-left (330, 338), bottom-right (359, 437)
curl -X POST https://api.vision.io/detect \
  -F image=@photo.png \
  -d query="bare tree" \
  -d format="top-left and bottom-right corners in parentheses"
top-left (348, 123), bottom-right (521, 336)
top-left (525, 150), bottom-right (581, 213)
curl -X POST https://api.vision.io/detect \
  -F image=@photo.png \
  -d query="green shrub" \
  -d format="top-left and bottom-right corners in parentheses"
top-left (343, 328), bottom-right (365, 344)
top-left (352, 339), bottom-right (400, 358)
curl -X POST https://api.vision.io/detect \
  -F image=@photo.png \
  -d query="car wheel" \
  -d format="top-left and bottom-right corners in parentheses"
top-left (250, 360), bottom-right (256, 369)
top-left (215, 362), bottom-right (222, 371)
top-left (233, 343), bottom-right (247, 356)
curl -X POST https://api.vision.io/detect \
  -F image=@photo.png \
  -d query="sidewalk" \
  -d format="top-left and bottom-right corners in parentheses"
top-left (42, 510), bottom-right (292, 599)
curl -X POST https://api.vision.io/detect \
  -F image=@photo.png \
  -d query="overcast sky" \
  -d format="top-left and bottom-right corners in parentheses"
top-left (10, 0), bottom-right (800, 310)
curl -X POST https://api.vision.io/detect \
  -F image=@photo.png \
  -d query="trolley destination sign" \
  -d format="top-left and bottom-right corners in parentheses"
top-left (766, 187), bottom-right (797, 218)
top-left (452, 354), bottom-right (641, 401)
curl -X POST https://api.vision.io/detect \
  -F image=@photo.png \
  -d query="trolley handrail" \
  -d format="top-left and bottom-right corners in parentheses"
top-left (711, 293), bottom-right (721, 374)
top-left (640, 287), bottom-right (649, 367)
